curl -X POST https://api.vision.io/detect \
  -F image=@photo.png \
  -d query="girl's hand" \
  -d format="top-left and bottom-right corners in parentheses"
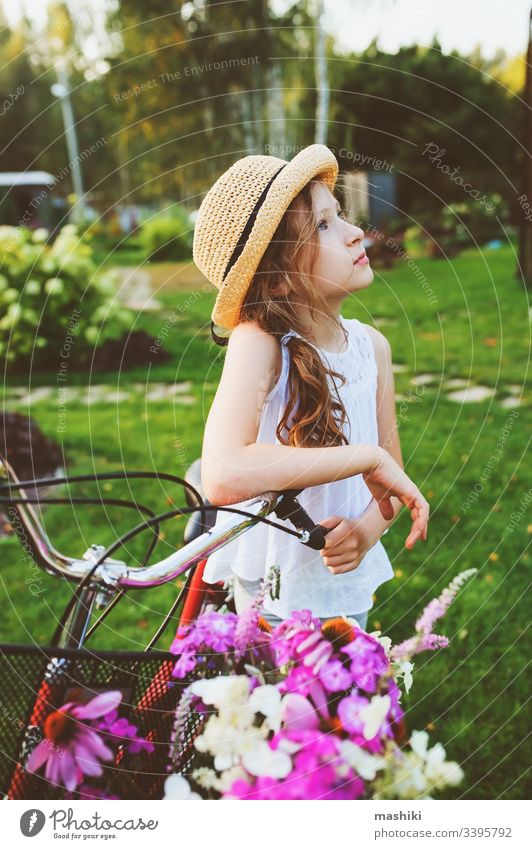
top-left (363, 448), bottom-right (429, 549)
top-left (319, 514), bottom-right (379, 575)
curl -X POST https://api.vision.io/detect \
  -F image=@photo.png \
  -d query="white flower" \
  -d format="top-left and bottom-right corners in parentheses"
top-left (339, 739), bottom-right (386, 780)
top-left (164, 774), bottom-right (202, 800)
top-left (242, 740), bottom-right (292, 778)
top-left (248, 684), bottom-right (282, 732)
top-left (370, 630), bottom-right (393, 656)
top-left (190, 675), bottom-right (250, 710)
top-left (408, 730), bottom-right (464, 793)
top-left (191, 678), bottom-right (291, 779)
top-left (395, 659), bottom-right (414, 694)
top-left (360, 694), bottom-right (391, 739)
top-left (216, 766), bottom-right (248, 793)
top-left (409, 729), bottom-right (430, 758)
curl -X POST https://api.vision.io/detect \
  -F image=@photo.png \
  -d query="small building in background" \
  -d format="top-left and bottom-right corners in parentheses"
top-left (0, 171), bottom-right (61, 232)
top-left (343, 169), bottom-right (397, 231)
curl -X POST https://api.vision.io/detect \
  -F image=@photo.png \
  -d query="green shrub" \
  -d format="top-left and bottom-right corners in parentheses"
top-left (139, 206), bottom-right (192, 261)
top-left (408, 195), bottom-right (511, 258)
top-left (0, 225), bottom-right (131, 368)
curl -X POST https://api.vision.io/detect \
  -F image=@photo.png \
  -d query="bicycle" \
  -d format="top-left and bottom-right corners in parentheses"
top-left (0, 452), bottom-right (331, 799)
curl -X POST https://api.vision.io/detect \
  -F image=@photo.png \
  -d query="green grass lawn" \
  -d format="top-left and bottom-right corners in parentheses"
top-left (1, 244), bottom-right (530, 799)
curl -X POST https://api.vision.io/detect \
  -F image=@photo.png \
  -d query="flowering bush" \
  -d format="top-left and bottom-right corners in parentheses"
top-left (164, 569), bottom-right (477, 800)
top-left (0, 224), bottom-right (130, 368)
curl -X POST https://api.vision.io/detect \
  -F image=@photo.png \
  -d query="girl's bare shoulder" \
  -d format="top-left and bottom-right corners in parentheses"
top-left (226, 321), bottom-right (283, 386)
top-left (358, 322), bottom-right (391, 353)
top-left (357, 322), bottom-right (392, 370)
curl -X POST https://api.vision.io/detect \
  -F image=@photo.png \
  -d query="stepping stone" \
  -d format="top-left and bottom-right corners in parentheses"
top-left (499, 396), bottom-right (522, 409)
top-left (175, 395), bottom-right (195, 405)
top-left (174, 381), bottom-right (193, 393)
top-left (14, 387), bottom-right (54, 404)
top-left (447, 386), bottom-right (495, 403)
top-left (57, 387), bottom-right (81, 402)
top-left (374, 317), bottom-right (398, 327)
top-left (411, 373), bottom-right (438, 386)
top-left (82, 385), bottom-right (113, 405)
top-left (392, 363), bottom-right (409, 373)
top-left (101, 391), bottom-right (132, 403)
top-left (445, 378), bottom-right (470, 390)
top-left (115, 268), bottom-right (162, 312)
top-left (146, 385), bottom-right (175, 401)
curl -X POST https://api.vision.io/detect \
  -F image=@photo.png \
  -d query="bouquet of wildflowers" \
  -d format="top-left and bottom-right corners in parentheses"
top-left (164, 569), bottom-right (477, 800)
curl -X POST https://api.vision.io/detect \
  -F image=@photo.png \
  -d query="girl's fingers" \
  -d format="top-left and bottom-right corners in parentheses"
top-left (327, 560), bottom-right (361, 575)
top-left (322, 548), bottom-right (360, 567)
top-left (405, 497), bottom-right (429, 548)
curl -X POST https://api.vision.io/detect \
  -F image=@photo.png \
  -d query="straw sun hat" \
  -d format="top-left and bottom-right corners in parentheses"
top-left (192, 143), bottom-right (339, 334)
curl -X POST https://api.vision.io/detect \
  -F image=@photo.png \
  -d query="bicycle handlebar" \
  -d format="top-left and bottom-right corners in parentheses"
top-left (0, 456), bottom-right (331, 592)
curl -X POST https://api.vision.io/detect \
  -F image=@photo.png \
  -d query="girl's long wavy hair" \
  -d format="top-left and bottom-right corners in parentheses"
top-left (211, 177), bottom-right (350, 448)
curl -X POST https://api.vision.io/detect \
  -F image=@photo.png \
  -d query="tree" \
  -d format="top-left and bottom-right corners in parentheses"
top-left (519, 6), bottom-right (532, 288)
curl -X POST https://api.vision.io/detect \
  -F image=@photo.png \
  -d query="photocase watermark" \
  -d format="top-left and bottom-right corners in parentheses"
top-left (0, 83), bottom-right (24, 117)
top-left (421, 143), bottom-right (495, 211)
top-left (366, 227), bottom-right (438, 306)
top-left (461, 410), bottom-right (519, 513)
top-left (505, 487), bottom-right (532, 534)
top-left (113, 56), bottom-right (260, 102)
top-left (6, 506), bottom-right (45, 596)
top-left (56, 307), bottom-right (82, 433)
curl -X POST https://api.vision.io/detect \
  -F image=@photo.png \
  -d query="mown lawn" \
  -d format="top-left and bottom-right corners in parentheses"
top-left (1, 244), bottom-right (530, 799)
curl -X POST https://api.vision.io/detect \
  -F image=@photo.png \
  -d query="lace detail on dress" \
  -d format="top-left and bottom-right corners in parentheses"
top-left (312, 318), bottom-right (378, 395)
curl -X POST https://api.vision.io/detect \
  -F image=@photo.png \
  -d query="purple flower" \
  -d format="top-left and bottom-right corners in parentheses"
top-left (415, 569), bottom-right (477, 634)
top-left (196, 611), bottom-right (238, 651)
top-left (319, 659), bottom-right (352, 692)
top-left (391, 632), bottom-right (449, 661)
top-left (96, 710), bottom-right (155, 755)
top-left (337, 693), bottom-right (370, 736)
top-left (172, 649), bottom-right (197, 678)
top-left (26, 691), bottom-right (122, 792)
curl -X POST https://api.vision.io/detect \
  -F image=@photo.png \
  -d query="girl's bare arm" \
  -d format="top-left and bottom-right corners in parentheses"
top-left (365, 325), bottom-right (405, 528)
top-left (201, 321), bottom-right (429, 545)
top-left (201, 321), bottom-right (381, 505)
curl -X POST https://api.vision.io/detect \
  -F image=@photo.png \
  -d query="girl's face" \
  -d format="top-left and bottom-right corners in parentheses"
top-left (309, 182), bottom-right (373, 303)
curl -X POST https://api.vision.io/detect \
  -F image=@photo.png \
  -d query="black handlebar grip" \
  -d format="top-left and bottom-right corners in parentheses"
top-left (304, 523), bottom-right (332, 551)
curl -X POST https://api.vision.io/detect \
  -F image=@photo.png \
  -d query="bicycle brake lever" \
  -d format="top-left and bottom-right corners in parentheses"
top-left (273, 490), bottom-right (332, 551)
top-left (299, 523), bottom-right (332, 551)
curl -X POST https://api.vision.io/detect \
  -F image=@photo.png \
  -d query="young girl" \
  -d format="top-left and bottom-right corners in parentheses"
top-left (193, 143), bottom-right (429, 630)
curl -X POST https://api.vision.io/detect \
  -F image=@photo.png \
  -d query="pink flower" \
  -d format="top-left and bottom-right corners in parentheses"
top-left (415, 569), bottom-right (477, 634)
top-left (391, 632), bottom-right (449, 661)
top-left (26, 691), bottom-right (122, 792)
top-left (319, 659), bottom-right (352, 692)
top-left (337, 693), bottom-right (370, 736)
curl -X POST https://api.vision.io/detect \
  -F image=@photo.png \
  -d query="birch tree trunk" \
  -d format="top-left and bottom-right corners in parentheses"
top-left (314, 0), bottom-right (329, 145)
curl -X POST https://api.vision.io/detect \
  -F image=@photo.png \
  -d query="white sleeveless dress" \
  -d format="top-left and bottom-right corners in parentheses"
top-left (203, 315), bottom-right (394, 618)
